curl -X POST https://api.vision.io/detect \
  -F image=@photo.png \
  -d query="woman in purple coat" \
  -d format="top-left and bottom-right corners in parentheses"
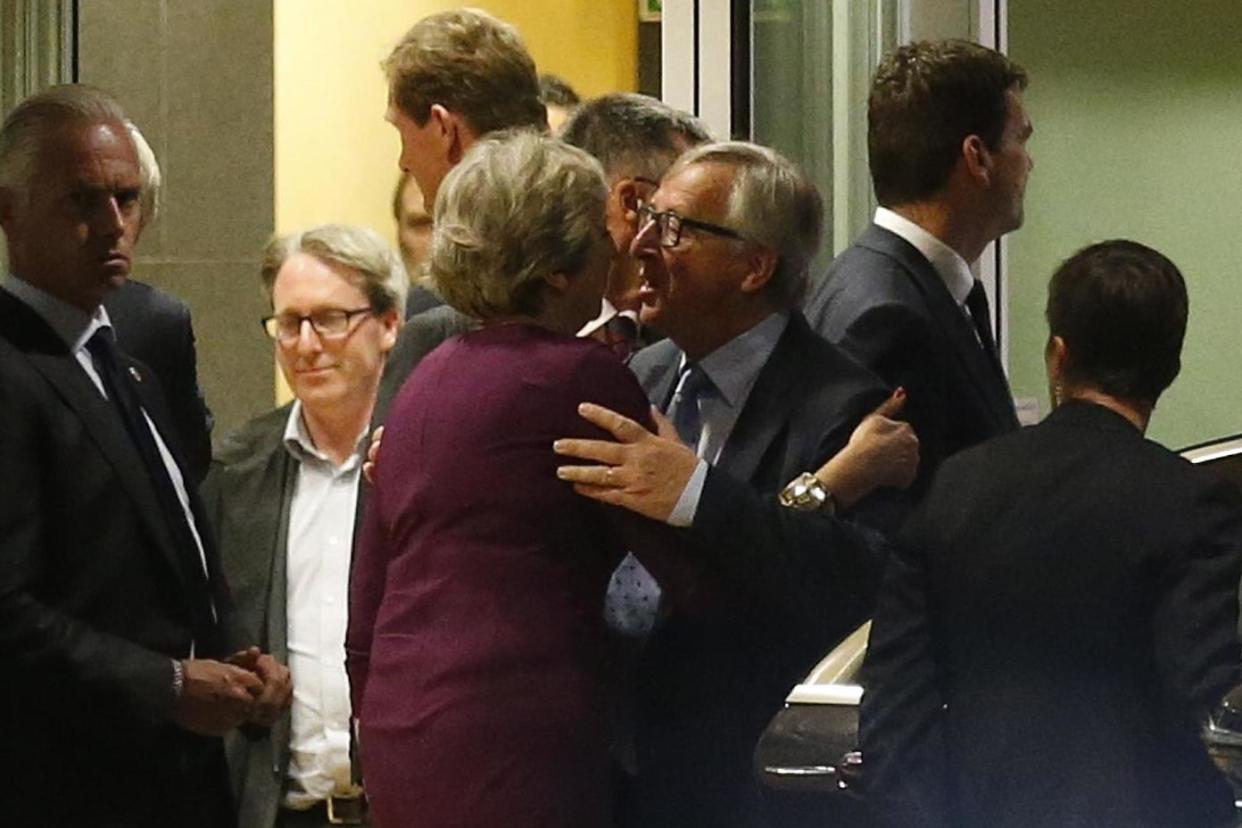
top-left (346, 132), bottom-right (688, 826)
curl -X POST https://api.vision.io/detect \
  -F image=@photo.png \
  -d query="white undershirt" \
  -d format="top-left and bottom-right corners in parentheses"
top-left (281, 401), bottom-right (365, 808)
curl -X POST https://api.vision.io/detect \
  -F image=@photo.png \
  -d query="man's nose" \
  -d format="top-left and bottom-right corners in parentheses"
top-left (630, 216), bottom-right (659, 257)
top-left (93, 195), bottom-right (126, 237)
top-left (293, 319), bottom-right (323, 353)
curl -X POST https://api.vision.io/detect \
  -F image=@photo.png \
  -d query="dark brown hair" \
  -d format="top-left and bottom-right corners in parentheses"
top-left (868, 40), bottom-right (1027, 206)
top-left (1046, 240), bottom-right (1188, 406)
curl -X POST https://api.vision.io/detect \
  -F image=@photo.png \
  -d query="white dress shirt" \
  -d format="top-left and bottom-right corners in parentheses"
top-left (281, 402), bottom-right (366, 808)
top-left (666, 312), bottom-right (790, 526)
top-left (873, 206), bottom-right (975, 306)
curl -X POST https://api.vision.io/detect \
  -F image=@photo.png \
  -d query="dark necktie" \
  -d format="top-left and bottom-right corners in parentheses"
top-left (86, 328), bottom-right (204, 582)
top-left (604, 363), bottom-right (713, 639)
top-left (670, 363), bottom-right (711, 450)
top-left (965, 280), bottom-right (999, 358)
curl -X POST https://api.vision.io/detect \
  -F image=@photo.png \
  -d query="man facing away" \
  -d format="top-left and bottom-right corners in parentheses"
top-left (0, 84), bottom-right (288, 828)
top-left (373, 7), bottom-right (547, 420)
top-left (804, 40), bottom-right (1033, 496)
top-left (205, 224), bottom-right (404, 827)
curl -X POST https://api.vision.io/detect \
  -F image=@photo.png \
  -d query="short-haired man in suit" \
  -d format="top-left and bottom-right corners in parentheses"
top-left (206, 224), bottom-right (405, 827)
top-left (861, 241), bottom-right (1242, 827)
top-left (0, 84), bottom-right (289, 828)
top-left (804, 40), bottom-right (1033, 495)
top-left (103, 121), bottom-right (214, 483)
top-left (554, 142), bottom-right (912, 827)
top-left (561, 92), bottom-right (712, 359)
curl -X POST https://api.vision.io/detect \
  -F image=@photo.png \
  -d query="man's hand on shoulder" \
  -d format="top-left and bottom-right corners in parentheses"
top-left (554, 403), bottom-right (698, 523)
top-left (227, 646), bottom-right (293, 727)
top-left (172, 658), bottom-right (263, 736)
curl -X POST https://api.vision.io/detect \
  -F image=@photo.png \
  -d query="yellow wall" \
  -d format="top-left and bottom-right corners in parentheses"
top-left (272, 1), bottom-right (638, 402)
top-left (273, 0), bottom-right (638, 242)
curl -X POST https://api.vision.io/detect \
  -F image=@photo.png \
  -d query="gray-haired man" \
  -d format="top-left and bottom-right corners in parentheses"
top-left (554, 142), bottom-right (902, 827)
top-left (206, 224), bottom-right (405, 827)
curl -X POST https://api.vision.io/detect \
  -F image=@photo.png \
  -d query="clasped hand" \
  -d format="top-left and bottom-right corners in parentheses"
top-left (173, 646), bottom-right (292, 736)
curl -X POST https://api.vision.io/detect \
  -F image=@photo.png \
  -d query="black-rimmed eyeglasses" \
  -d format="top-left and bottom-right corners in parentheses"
top-left (637, 204), bottom-right (744, 249)
top-left (261, 307), bottom-right (374, 342)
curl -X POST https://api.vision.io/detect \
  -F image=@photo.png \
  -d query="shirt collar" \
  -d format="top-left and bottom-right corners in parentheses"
top-left (3, 273), bottom-right (113, 352)
top-left (874, 207), bottom-right (975, 306)
top-left (282, 399), bottom-right (367, 472)
top-left (685, 311), bottom-right (789, 409)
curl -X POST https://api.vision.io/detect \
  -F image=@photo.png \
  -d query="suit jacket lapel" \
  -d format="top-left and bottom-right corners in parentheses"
top-left (0, 293), bottom-right (204, 597)
top-left (863, 226), bottom-right (1017, 430)
top-left (714, 320), bottom-right (806, 483)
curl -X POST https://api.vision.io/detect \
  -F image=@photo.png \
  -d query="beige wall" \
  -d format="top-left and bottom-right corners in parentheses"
top-left (78, 1), bottom-right (276, 437)
top-left (273, 0), bottom-right (638, 243)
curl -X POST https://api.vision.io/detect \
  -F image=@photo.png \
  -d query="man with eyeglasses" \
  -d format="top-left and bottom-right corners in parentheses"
top-left (554, 141), bottom-right (905, 827)
top-left (203, 224), bottom-right (405, 827)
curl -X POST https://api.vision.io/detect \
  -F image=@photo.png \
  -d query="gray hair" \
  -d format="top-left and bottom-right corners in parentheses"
top-left (669, 141), bottom-right (822, 308)
top-left (427, 130), bottom-right (607, 319)
top-left (126, 122), bottom-right (161, 228)
top-left (0, 84), bottom-right (129, 197)
top-left (560, 93), bottom-right (711, 182)
top-left (261, 223), bottom-right (408, 317)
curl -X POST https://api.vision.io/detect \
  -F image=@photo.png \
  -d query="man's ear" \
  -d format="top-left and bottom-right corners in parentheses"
top-left (605, 178), bottom-right (643, 251)
top-left (1045, 334), bottom-right (1068, 376)
top-left (433, 105), bottom-right (478, 166)
top-left (961, 134), bottom-right (993, 186)
top-left (377, 308), bottom-right (402, 353)
top-left (739, 246), bottom-right (780, 295)
top-left (615, 178), bottom-right (643, 224)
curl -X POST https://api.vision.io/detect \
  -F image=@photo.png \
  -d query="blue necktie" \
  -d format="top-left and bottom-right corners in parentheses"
top-left (604, 364), bottom-right (711, 639)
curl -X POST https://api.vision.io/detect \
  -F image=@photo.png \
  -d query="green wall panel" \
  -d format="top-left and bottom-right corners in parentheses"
top-left (1008, 0), bottom-right (1242, 448)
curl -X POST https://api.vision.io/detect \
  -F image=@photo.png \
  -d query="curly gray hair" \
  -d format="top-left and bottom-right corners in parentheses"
top-left (427, 130), bottom-right (607, 319)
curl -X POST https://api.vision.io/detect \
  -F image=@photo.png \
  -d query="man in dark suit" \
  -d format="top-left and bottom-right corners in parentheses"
top-left (106, 280), bottom-right (213, 480)
top-left (861, 241), bottom-right (1242, 828)
top-left (101, 121), bottom-right (213, 482)
top-left (206, 224), bottom-right (403, 827)
top-left (555, 142), bottom-right (911, 827)
top-left (804, 40), bottom-right (1033, 495)
top-left (0, 85), bottom-right (289, 827)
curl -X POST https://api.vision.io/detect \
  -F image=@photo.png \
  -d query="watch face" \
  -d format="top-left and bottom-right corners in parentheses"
top-left (780, 472), bottom-right (830, 511)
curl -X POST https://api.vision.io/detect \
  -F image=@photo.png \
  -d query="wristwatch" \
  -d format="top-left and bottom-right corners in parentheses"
top-left (778, 472), bottom-right (837, 515)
